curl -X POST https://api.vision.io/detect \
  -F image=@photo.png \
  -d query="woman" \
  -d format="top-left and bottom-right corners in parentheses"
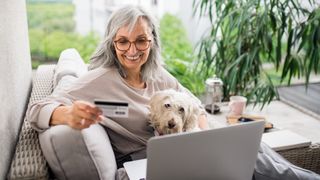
top-left (28, 4), bottom-right (208, 174)
top-left (28, 5), bottom-right (319, 180)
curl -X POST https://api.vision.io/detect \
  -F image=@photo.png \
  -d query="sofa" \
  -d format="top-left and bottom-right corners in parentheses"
top-left (1, 1), bottom-right (320, 180)
top-left (3, 48), bottom-right (320, 179)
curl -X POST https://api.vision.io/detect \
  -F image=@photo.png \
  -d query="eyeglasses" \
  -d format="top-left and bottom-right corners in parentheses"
top-left (114, 38), bottom-right (151, 51)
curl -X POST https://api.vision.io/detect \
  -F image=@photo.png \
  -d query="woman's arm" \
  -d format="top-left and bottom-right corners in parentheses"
top-left (51, 101), bottom-right (102, 130)
top-left (28, 90), bottom-right (103, 131)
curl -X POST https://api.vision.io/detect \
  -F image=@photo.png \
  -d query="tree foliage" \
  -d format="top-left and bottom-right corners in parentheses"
top-left (27, 2), bottom-right (99, 67)
top-left (194, 0), bottom-right (320, 107)
top-left (160, 14), bottom-right (206, 96)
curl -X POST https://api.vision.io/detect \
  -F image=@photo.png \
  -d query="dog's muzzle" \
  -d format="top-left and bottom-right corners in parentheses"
top-left (167, 119), bottom-right (176, 129)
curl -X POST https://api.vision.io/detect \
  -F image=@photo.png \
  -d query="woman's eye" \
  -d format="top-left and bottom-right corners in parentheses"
top-left (136, 39), bottom-right (146, 43)
top-left (164, 104), bottom-right (171, 108)
top-left (136, 39), bottom-right (147, 45)
top-left (179, 107), bottom-right (185, 113)
top-left (118, 40), bottom-right (129, 44)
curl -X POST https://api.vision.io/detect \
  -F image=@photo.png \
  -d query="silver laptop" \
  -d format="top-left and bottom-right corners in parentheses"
top-left (124, 121), bottom-right (264, 180)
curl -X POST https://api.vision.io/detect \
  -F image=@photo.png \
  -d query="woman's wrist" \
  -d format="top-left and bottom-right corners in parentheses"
top-left (50, 105), bottom-right (70, 126)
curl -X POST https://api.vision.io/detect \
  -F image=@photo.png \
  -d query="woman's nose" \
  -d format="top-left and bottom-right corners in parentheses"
top-left (127, 42), bottom-right (138, 54)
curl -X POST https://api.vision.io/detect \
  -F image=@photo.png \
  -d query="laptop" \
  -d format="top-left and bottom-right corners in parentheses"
top-left (124, 121), bottom-right (264, 180)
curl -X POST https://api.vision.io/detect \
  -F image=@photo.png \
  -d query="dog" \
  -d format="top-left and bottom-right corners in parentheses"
top-left (149, 89), bottom-right (201, 135)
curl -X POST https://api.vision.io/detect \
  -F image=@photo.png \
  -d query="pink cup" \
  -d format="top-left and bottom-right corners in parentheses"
top-left (229, 96), bottom-right (247, 116)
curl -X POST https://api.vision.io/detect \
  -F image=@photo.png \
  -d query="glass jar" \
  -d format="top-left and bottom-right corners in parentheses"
top-left (205, 77), bottom-right (223, 114)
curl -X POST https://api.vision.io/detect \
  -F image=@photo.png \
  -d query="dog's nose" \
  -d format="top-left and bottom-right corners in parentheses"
top-left (168, 119), bottom-right (176, 129)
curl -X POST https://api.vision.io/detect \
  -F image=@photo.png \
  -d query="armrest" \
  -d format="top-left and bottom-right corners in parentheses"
top-left (7, 65), bottom-right (55, 180)
top-left (277, 143), bottom-right (320, 174)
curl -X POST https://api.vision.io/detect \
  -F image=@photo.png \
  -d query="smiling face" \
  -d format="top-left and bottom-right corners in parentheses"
top-left (113, 18), bottom-right (152, 75)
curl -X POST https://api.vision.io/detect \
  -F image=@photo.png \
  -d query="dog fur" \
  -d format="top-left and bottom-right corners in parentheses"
top-left (149, 89), bottom-right (201, 135)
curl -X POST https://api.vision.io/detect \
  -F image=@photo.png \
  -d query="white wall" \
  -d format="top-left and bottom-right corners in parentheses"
top-left (177, 0), bottom-right (212, 46)
top-left (74, 0), bottom-right (156, 36)
top-left (156, 0), bottom-right (180, 17)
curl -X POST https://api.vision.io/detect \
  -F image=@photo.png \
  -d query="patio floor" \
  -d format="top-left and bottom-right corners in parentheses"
top-left (277, 82), bottom-right (320, 116)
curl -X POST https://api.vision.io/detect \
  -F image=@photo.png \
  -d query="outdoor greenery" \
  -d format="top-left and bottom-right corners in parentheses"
top-left (194, 0), bottom-right (320, 107)
top-left (27, 3), bottom-right (203, 96)
top-left (27, 3), bottom-right (75, 32)
top-left (160, 14), bottom-right (205, 96)
top-left (27, 2), bottom-right (99, 68)
top-left (27, 0), bottom-right (72, 3)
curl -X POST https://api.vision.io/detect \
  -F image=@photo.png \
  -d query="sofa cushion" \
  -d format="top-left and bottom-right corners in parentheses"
top-left (39, 124), bottom-right (117, 180)
top-left (53, 48), bottom-right (88, 88)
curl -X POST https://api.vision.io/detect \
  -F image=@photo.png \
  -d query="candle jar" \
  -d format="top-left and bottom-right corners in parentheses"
top-left (204, 77), bottom-right (223, 114)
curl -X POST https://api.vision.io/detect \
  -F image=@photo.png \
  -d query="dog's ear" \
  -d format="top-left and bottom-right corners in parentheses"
top-left (149, 91), bottom-right (171, 127)
top-left (183, 102), bottom-right (200, 131)
top-left (149, 91), bottom-right (171, 108)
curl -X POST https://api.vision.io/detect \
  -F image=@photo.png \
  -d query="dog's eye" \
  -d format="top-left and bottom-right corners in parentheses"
top-left (164, 103), bottom-right (171, 108)
top-left (179, 107), bottom-right (185, 113)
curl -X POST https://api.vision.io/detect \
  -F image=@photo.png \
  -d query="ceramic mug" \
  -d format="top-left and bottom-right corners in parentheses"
top-left (229, 96), bottom-right (247, 115)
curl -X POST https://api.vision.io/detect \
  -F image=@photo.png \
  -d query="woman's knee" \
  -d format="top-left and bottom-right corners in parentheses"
top-left (39, 125), bottom-right (101, 180)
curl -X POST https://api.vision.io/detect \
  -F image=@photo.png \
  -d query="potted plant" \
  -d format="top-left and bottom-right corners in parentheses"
top-left (193, 0), bottom-right (320, 107)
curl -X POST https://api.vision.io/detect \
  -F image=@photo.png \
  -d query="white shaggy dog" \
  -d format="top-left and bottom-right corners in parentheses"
top-left (149, 89), bottom-right (201, 135)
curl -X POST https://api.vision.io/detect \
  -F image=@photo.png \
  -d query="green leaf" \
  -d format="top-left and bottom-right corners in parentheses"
top-left (194, 0), bottom-right (319, 107)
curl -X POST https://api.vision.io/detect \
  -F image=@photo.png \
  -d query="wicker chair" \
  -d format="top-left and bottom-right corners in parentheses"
top-left (277, 143), bottom-right (320, 174)
top-left (7, 64), bottom-right (320, 179)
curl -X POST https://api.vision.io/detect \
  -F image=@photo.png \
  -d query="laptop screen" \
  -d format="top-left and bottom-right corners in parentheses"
top-left (124, 121), bottom-right (264, 180)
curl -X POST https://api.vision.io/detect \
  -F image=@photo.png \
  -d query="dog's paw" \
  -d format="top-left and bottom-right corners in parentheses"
top-left (154, 130), bottom-right (167, 136)
top-left (185, 126), bottom-right (201, 132)
top-left (190, 127), bottom-right (201, 132)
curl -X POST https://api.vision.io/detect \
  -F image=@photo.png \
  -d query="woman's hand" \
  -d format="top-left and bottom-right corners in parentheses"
top-left (50, 100), bottom-right (103, 130)
top-left (198, 114), bottom-right (209, 130)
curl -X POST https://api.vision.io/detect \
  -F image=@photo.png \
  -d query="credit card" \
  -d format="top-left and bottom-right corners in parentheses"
top-left (94, 100), bottom-right (129, 118)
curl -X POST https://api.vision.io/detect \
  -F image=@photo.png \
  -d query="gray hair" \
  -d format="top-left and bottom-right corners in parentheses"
top-left (88, 5), bottom-right (162, 82)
